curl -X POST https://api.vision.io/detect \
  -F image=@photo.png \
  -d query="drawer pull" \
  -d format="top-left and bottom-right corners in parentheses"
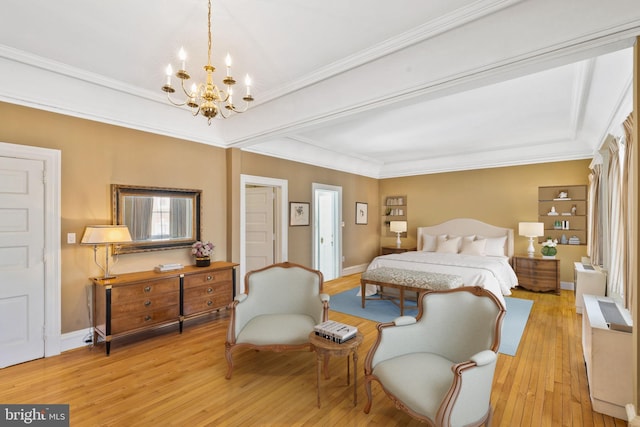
top-left (207, 287), bottom-right (213, 293)
top-left (144, 315), bottom-right (152, 321)
top-left (206, 275), bottom-right (213, 281)
top-left (144, 300), bottom-right (151, 307)
top-left (144, 286), bottom-right (151, 292)
top-left (207, 300), bottom-right (213, 306)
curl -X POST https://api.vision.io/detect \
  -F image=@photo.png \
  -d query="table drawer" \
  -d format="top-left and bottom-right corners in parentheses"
top-left (111, 293), bottom-right (179, 318)
top-left (184, 269), bottom-right (232, 289)
top-left (111, 305), bottom-right (180, 333)
top-left (183, 295), bottom-right (231, 315)
top-left (111, 278), bottom-right (178, 302)
top-left (183, 282), bottom-right (232, 316)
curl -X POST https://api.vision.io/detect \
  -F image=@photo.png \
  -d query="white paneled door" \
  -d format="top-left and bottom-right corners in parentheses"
top-left (245, 186), bottom-right (275, 273)
top-left (0, 156), bottom-right (45, 367)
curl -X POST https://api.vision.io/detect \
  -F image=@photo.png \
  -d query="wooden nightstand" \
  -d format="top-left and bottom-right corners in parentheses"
top-left (513, 255), bottom-right (560, 295)
top-left (380, 246), bottom-right (417, 255)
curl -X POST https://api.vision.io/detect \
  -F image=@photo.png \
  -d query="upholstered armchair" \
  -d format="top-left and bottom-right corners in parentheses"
top-left (364, 286), bottom-right (506, 427)
top-left (225, 262), bottom-right (330, 379)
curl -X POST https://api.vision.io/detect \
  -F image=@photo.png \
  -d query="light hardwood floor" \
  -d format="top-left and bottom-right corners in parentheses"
top-left (0, 274), bottom-right (627, 426)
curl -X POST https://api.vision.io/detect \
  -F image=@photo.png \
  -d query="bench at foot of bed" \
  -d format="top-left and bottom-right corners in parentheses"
top-left (360, 267), bottom-right (464, 315)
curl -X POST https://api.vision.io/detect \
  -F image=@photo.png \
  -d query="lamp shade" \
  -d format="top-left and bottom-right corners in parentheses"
top-left (81, 225), bottom-right (132, 244)
top-left (390, 221), bottom-right (407, 233)
top-left (518, 222), bottom-right (544, 238)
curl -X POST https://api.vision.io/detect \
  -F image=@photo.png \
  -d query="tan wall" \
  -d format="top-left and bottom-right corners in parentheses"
top-left (0, 100), bottom-right (593, 334)
top-left (379, 160), bottom-right (592, 283)
top-left (238, 151), bottom-right (380, 267)
top-left (0, 102), bottom-right (228, 333)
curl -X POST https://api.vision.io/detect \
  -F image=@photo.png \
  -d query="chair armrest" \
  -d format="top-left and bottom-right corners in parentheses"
top-left (470, 350), bottom-right (496, 367)
top-left (393, 316), bottom-right (416, 326)
top-left (319, 293), bottom-right (330, 303)
top-left (235, 294), bottom-right (248, 303)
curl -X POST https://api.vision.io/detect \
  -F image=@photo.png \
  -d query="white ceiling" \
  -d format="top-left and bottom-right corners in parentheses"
top-left (1, 0), bottom-right (638, 178)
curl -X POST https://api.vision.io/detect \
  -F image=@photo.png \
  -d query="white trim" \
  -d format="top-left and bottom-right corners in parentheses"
top-left (312, 183), bottom-right (343, 280)
top-left (0, 141), bottom-right (61, 359)
top-left (239, 175), bottom-right (288, 293)
top-left (342, 263), bottom-right (368, 277)
top-left (60, 328), bottom-right (92, 353)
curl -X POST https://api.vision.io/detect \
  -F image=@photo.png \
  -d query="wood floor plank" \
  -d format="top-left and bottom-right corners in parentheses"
top-left (0, 273), bottom-right (627, 426)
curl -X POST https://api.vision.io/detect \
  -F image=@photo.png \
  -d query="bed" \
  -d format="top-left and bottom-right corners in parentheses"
top-left (362, 218), bottom-right (519, 307)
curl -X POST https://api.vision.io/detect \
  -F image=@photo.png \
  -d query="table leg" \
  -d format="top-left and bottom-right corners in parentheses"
top-left (361, 281), bottom-right (366, 308)
top-left (316, 354), bottom-right (322, 408)
top-left (400, 288), bottom-right (405, 316)
top-left (353, 350), bottom-right (358, 406)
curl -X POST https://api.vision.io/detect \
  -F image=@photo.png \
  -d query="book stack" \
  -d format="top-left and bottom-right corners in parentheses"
top-left (154, 263), bottom-right (184, 272)
top-left (314, 320), bottom-right (358, 343)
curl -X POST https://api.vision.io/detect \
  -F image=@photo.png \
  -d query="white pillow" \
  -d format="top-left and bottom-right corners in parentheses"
top-left (436, 236), bottom-right (461, 254)
top-left (479, 235), bottom-right (507, 257)
top-left (422, 234), bottom-right (446, 252)
top-left (460, 238), bottom-right (487, 256)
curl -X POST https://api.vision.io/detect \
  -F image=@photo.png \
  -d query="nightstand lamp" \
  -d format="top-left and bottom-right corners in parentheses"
top-left (81, 225), bottom-right (132, 279)
top-left (518, 222), bottom-right (544, 257)
top-left (390, 221), bottom-right (407, 248)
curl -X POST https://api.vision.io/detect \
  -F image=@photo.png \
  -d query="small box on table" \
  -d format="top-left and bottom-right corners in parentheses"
top-left (314, 320), bottom-right (358, 343)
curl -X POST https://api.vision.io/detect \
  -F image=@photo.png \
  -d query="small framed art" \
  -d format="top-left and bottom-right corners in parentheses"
top-left (355, 202), bottom-right (368, 225)
top-left (290, 202), bottom-right (310, 226)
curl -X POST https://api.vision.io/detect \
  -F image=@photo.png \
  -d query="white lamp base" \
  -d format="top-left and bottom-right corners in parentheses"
top-left (395, 232), bottom-right (402, 248)
top-left (527, 237), bottom-right (535, 257)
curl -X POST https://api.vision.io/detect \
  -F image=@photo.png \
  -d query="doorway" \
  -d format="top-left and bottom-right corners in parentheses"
top-left (240, 175), bottom-right (288, 293)
top-left (0, 142), bottom-right (61, 367)
top-left (313, 183), bottom-right (342, 281)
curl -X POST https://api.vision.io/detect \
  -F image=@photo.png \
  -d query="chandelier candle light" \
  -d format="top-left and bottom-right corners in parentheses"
top-left (161, 0), bottom-right (254, 124)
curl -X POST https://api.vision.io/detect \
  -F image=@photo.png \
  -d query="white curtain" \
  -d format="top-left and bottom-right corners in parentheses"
top-left (606, 137), bottom-right (625, 299)
top-left (587, 163), bottom-right (603, 266)
top-left (622, 114), bottom-right (635, 310)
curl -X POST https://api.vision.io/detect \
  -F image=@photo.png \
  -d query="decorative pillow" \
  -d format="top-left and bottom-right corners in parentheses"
top-left (460, 238), bottom-right (487, 256)
top-left (436, 236), bottom-right (461, 254)
top-left (422, 234), bottom-right (446, 252)
top-left (478, 235), bottom-right (507, 257)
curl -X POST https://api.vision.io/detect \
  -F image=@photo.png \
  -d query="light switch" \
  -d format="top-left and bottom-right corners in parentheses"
top-left (67, 233), bottom-right (76, 244)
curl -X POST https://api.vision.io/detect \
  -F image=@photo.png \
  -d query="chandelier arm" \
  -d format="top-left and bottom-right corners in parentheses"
top-left (165, 93), bottom-right (188, 107)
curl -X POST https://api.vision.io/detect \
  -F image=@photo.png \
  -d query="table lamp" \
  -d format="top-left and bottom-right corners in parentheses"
top-left (81, 225), bottom-right (132, 279)
top-left (390, 221), bottom-right (407, 248)
top-left (518, 222), bottom-right (544, 257)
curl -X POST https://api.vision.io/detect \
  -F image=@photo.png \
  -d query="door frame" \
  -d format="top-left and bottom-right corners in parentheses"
top-left (0, 141), bottom-right (61, 358)
top-left (312, 183), bottom-right (342, 280)
top-left (240, 175), bottom-right (288, 292)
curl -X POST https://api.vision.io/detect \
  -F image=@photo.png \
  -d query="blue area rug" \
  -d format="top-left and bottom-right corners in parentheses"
top-left (329, 287), bottom-right (533, 356)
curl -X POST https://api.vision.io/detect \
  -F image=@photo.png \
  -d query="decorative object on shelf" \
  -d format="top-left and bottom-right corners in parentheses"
top-left (161, 0), bottom-right (254, 124)
top-left (356, 202), bottom-right (368, 225)
top-left (561, 234), bottom-right (568, 244)
top-left (541, 238), bottom-right (558, 258)
top-left (557, 191), bottom-right (568, 199)
top-left (518, 222), bottom-right (544, 257)
top-left (390, 221), bottom-right (407, 248)
top-left (548, 206), bottom-right (559, 216)
top-left (569, 236), bottom-right (581, 245)
top-left (192, 240), bottom-right (214, 266)
top-left (81, 225), bottom-right (133, 279)
top-left (571, 204), bottom-right (577, 215)
top-left (289, 202), bottom-right (310, 226)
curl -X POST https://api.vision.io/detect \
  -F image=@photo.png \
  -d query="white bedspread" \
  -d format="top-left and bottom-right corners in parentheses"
top-left (362, 251), bottom-right (518, 307)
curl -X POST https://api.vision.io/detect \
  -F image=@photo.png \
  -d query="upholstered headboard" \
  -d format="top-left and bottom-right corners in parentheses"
top-left (416, 218), bottom-right (514, 258)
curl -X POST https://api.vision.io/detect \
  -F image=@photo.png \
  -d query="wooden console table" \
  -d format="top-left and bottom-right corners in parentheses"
top-left (92, 261), bottom-right (237, 355)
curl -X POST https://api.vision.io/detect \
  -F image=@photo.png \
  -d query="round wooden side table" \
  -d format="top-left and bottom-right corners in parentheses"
top-left (308, 331), bottom-right (364, 408)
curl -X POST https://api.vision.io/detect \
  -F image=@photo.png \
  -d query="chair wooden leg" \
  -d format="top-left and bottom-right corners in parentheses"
top-left (225, 346), bottom-right (234, 379)
top-left (363, 377), bottom-right (373, 414)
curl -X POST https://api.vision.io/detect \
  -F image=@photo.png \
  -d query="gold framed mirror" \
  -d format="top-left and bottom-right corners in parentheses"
top-left (111, 184), bottom-right (201, 254)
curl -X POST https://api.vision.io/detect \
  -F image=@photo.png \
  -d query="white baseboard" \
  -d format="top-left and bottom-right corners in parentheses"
top-left (627, 404), bottom-right (640, 426)
top-left (342, 263), bottom-right (368, 277)
top-left (561, 281), bottom-right (574, 291)
top-left (61, 327), bottom-right (93, 353)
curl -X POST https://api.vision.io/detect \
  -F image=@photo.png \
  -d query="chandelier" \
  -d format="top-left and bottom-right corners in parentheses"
top-left (161, 0), bottom-right (254, 124)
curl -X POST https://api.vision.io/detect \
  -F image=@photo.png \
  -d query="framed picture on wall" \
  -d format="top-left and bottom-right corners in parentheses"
top-left (355, 202), bottom-right (368, 225)
top-left (290, 202), bottom-right (310, 226)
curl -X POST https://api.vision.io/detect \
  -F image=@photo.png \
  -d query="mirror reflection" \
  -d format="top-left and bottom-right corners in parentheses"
top-left (112, 185), bottom-right (201, 254)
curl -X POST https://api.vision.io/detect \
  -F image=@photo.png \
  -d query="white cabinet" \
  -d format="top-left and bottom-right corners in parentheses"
top-left (574, 262), bottom-right (606, 313)
top-left (581, 295), bottom-right (633, 420)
